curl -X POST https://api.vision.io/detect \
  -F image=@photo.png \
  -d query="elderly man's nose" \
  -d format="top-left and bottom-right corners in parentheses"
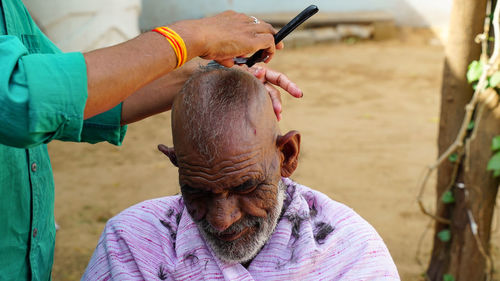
top-left (207, 195), bottom-right (242, 232)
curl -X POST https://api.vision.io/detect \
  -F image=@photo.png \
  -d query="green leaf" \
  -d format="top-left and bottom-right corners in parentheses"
top-left (448, 153), bottom-right (458, 163)
top-left (467, 60), bottom-right (483, 83)
top-left (490, 71), bottom-right (500, 87)
top-left (487, 152), bottom-right (500, 171)
top-left (443, 274), bottom-right (455, 281)
top-left (438, 229), bottom-right (451, 242)
top-left (494, 170), bottom-right (500, 178)
top-left (441, 191), bottom-right (455, 204)
top-left (467, 121), bottom-right (475, 130)
top-left (492, 136), bottom-right (500, 151)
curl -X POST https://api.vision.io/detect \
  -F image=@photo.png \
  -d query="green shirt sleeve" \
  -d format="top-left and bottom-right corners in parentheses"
top-left (0, 35), bottom-right (126, 148)
top-left (32, 18), bottom-right (127, 146)
top-left (80, 104), bottom-right (127, 145)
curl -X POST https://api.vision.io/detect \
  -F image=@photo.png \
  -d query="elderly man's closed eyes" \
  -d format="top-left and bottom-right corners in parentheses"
top-left (82, 65), bottom-right (400, 280)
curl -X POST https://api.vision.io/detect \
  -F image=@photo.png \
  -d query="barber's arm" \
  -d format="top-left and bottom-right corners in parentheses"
top-left (83, 11), bottom-right (279, 120)
top-left (0, 11), bottom-right (278, 148)
top-left (119, 59), bottom-right (203, 125)
top-left (119, 60), bottom-right (303, 125)
top-left (246, 65), bottom-right (303, 121)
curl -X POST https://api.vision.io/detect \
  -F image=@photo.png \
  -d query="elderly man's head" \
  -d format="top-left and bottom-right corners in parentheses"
top-left (162, 65), bottom-right (300, 264)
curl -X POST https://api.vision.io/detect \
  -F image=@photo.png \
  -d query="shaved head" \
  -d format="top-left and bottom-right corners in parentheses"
top-left (171, 65), bottom-right (278, 161)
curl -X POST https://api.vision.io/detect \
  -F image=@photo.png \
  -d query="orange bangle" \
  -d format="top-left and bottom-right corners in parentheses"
top-left (159, 27), bottom-right (186, 65)
top-left (152, 26), bottom-right (187, 68)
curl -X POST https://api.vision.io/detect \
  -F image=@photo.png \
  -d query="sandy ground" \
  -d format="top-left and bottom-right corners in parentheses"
top-left (48, 30), bottom-right (500, 280)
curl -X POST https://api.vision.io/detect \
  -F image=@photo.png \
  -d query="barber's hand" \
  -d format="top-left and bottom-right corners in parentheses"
top-left (171, 11), bottom-right (283, 67)
top-left (238, 65), bottom-right (303, 121)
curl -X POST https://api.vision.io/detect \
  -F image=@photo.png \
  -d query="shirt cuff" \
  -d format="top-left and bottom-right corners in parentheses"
top-left (81, 103), bottom-right (127, 146)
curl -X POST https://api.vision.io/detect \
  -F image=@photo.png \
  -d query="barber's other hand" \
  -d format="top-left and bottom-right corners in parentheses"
top-left (243, 65), bottom-right (303, 121)
top-left (170, 11), bottom-right (282, 67)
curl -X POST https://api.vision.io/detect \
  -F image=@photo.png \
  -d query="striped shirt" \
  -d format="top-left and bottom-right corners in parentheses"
top-left (82, 178), bottom-right (400, 280)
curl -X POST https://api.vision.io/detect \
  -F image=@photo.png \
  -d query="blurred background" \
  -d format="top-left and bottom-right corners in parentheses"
top-left (19, 0), bottom-right (500, 280)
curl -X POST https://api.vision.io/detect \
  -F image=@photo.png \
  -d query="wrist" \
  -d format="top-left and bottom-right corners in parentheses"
top-left (168, 19), bottom-right (206, 61)
top-left (152, 26), bottom-right (188, 68)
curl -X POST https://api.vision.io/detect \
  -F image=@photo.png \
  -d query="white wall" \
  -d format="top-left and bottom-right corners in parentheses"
top-left (23, 0), bottom-right (141, 52)
top-left (139, 0), bottom-right (452, 30)
top-left (22, 0), bottom-right (453, 51)
top-left (402, 0), bottom-right (452, 28)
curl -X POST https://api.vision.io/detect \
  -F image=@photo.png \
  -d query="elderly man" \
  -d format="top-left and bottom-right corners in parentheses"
top-left (83, 65), bottom-right (400, 280)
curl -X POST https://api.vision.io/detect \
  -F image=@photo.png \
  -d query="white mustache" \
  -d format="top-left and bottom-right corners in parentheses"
top-left (200, 215), bottom-right (262, 236)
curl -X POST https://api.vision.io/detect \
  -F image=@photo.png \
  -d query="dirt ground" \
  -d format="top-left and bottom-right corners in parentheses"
top-left (48, 29), bottom-right (500, 280)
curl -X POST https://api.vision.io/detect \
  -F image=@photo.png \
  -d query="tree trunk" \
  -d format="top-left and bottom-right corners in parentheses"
top-left (428, 0), bottom-right (500, 280)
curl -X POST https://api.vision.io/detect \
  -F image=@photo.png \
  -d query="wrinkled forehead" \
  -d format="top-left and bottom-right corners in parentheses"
top-left (175, 140), bottom-right (268, 191)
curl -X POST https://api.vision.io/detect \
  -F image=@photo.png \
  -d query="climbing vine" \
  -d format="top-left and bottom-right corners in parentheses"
top-left (467, 60), bottom-right (500, 177)
top-left (416, 0), bottom-right (500, 280)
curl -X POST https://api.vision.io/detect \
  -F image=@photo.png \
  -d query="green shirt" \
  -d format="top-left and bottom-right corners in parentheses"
top-left (0, 1), bottom-right (127, 280)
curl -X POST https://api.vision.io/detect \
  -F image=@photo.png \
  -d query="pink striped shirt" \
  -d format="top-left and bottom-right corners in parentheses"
top-left (82, 178), bottom-right (400, 280)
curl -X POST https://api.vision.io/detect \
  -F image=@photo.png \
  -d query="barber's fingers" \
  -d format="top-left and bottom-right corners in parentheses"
top-left (196, 11), bottom-right (280, 62)
top-left (254, 33), bottom-right (276, 62)
top-left (216, 58), bottom-right (236, 67)
top-left (264, 68), bottom-right (303, 98)
top-left (259, 27), bottom-right (283, 63)
top-left (247, 65), bottom-right (303, 99)
top-left (247, 65), bottom-right (265, 79)
top-left (253, 21), bottom-right (276, 35)
top-left (265, 83), bottom-right (283, 121)
top-left (243, 65), bottom-right (302, 121)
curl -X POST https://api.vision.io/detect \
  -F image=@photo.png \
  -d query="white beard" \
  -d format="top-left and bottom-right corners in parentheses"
top-left (196, 180), bottom-right (286, 264)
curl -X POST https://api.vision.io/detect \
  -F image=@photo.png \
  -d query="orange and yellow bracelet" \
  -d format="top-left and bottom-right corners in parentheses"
top-left (152, 26), bottom-right (187, 68)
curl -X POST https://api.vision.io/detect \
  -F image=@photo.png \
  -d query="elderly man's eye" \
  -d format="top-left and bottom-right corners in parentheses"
top-left (232, 183), bottom-right (258, 194)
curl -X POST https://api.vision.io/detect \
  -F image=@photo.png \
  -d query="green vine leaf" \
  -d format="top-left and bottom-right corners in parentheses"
top-left (489, 71), bottom-right (500, 88)
top-left (467, 121), bottom-right (475, 130)
top-left (441, 191), bottom-right (455, 204)
top-left (494, 170), bottom-right (500, 178)
top-left (443, 274), bottom-right (455, 281)
top-left (492, 136), bottom-right (500, 151)
top-left (467, 60), bottom-right (483, 83)
top-left (487, 151), bottom-right (500, 171)
top-left (438, 229), bottom-right (451, 242)
top-left (448, 153), bottom-right (458, 163)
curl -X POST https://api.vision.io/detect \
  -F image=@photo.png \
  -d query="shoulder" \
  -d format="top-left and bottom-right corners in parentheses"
top-left (283, 178), bottom-right (372, 229)
top-left (97, 195), bottom-right (185, 258)
top-left (107, 195), bottom-right (184, 230)
top-left (83, 196), bottom-right (185, 280)
top-left (283, 178), bottom-right (400, 279)
top-left (103, 195), bottom-right (185, 248)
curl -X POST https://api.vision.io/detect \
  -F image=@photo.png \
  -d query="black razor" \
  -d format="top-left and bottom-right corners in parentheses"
top-left (234, 5), bottom-right (319, 67)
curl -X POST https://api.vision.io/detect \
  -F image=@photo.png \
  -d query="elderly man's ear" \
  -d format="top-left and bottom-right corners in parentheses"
top-left (276, 131), bottom-right (301, 177)
top-left (158, 144), bottom-right (178, 167)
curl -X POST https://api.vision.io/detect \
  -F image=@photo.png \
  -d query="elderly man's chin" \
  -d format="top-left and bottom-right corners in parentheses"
top-left (196, 181), bottom-right (286, 264)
